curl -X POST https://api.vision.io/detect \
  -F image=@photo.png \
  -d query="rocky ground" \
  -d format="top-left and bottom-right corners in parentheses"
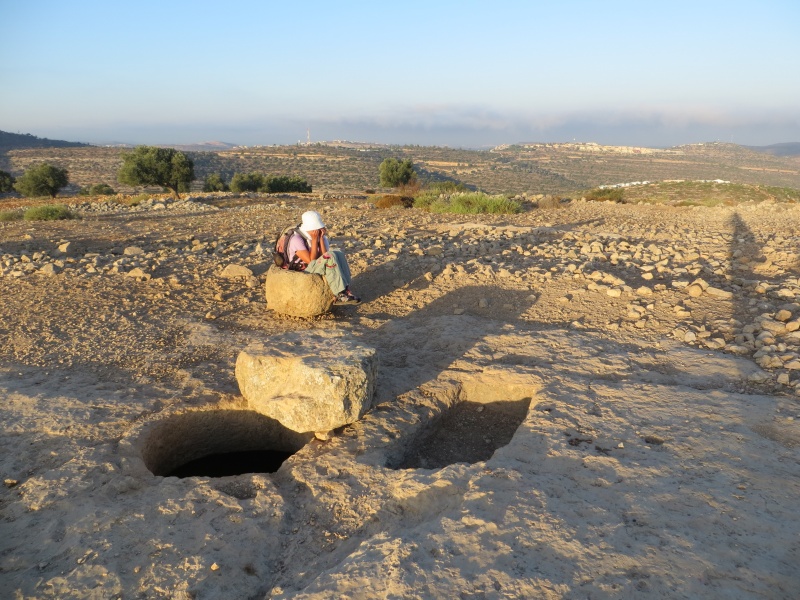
top-left (1, 194), bottom-right (799, 599)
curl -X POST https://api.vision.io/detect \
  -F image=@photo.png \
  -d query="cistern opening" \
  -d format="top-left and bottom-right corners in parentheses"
top-left (389, 380), bottom-right (535, 470)
top-left (140, 410), bottom-right (312, 478)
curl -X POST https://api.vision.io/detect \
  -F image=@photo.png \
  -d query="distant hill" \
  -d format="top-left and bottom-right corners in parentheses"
top-left (161, 141), bottom-right (239, 152)
top-left (0, 130), bottom-right (90, 153)
top-left (745, 143), bottom-right (800, 157)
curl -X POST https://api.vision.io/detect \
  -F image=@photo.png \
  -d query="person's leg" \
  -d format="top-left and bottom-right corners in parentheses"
top-left (331, 250), bottom-right (352, 286)
top-left (304, 254), bottom-right (347, 296)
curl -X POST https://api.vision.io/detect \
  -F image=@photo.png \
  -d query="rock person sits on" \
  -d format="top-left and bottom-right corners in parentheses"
top-left (287, 210), bottom-right (361, 305)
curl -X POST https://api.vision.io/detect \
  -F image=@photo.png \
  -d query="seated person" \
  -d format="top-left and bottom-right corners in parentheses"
top-left (286, 210), bottom-right (361, 305)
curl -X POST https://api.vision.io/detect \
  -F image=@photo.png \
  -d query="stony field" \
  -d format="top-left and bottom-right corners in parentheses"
top-left (1, 194), bottom-right (799, 599)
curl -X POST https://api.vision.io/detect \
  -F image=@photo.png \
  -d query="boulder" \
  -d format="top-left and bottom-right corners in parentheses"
top-left (235, 331), bottom-right (378, 435)
top-left (264, 265), bottom-right (334, 317)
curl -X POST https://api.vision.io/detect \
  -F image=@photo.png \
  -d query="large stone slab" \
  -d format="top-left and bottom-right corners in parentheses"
top-left (264, 265), bottom-right (334, 317)
top-left (235, 331), bottom-right (378, 435)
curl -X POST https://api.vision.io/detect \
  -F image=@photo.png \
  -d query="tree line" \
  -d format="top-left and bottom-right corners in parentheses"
top-left (1, 149), bottom-right (420, 199)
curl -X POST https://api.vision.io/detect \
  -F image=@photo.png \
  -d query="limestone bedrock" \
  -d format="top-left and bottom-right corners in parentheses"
top-left (264, 265), bottom-right (334, 317)
top-left (235, 331), bottom-right (378, 433)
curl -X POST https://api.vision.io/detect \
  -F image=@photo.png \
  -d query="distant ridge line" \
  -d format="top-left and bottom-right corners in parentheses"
top-left (745, 142), bottom-right (800, 157)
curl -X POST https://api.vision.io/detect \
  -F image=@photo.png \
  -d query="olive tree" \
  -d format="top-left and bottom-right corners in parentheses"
top-left (379, 158), bottom-right (416, 188)
top-left (117, 146), bottom-right (194, 198)
top-left (13, 163), bottom-right (69, 198)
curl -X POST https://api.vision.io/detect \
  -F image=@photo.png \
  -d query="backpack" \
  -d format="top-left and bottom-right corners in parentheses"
top-left (272, 224), bottom-right (305, 270)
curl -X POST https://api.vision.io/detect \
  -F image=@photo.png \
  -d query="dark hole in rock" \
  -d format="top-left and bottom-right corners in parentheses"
top-left (141, 409), bottom-right (312, 478)
top-left (390, 397), bottom-right (532, 470)
top-left (168, 449), bottom-right (294, 478)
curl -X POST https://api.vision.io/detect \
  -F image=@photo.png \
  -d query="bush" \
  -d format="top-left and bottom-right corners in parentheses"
top-left (23, 204), bottom-right (74, 221)
top-left (202, 173), bottom-right (229, 192)
top-left (230, 172), bottom-right (264, 193)
top-left (14, 163), bottom-right (69, 198)
top-left (374, 195), bottom-right (413, 209)
top-left (412, 181), bottom-right (469, 210)
top-left (584, 187), bottom-right (624, 202)
top-left (262, 175), bottom-right (311, 193)
top-left (230, 172), bottom-right (312, 193)
top-left (428, 181), bottom-right (468, 194)
top-left (0, 209), bottom-right (23, 221)
top-left (78, 183), bottom-right (116, 196)
top-left (379, 158), bottom-right (416, 187)
top-left (426, 192), bottom-right (521, 215)
top-left (0, 170), bottom-right (15, 193)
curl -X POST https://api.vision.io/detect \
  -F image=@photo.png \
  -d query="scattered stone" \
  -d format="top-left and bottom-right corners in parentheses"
top-left (220, 264), bottom-right (254, 279)
top-left (643, 435), bottom-right (665, 445)
top-left (776, 310), bottom-right (793, 322)
top-left (38, 264), bottom-right (60, 276)
top-left (687, 284), bottom-right (703, 298)
top-left (705, 286), bottom-right (733, 300)
top-left (124, 246), bottom-right (145, 256)
top-left (126, 267), bottom-right (151, 280)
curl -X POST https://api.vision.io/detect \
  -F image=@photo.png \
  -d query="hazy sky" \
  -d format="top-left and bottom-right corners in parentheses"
top-left (1, 0), bottom-right (798, 148)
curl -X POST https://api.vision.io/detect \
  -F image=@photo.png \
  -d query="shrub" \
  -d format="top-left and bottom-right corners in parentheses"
top-left (0, 170), bottom-right (15, 193)
top-left (584, 187), bottom-right (624, 202)
top-left (14, 163), bottom-right (69, 198)
top-left (202, 173), bottom-right (229, 192)
top-left (78, 183), bottom-right (116, 196)
top-left (262, 175), bottom-right (311, 193)
top-left (379, 158), bottom-right (416, 187)
top-left (427, 192), bottom-right (521, 215)
top-left (23, 204), bottom-right (74, 221)
top-left (412, 190), bottom-right (441, 209)
top-left (0, 209), bottom-right (23, 221)
top-left (428, 181), bottom-right (468, 194)
top-left (230, 172), bottom-right (264, 193)
top-left (374, 195), bottom-right (413, 209)
top-left (230, 172), bottom-right (312, 194)
top-left (412, 181), bottom-right (469, 209)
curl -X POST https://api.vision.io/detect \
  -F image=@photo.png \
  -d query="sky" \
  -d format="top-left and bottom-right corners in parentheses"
top-left (1, 0), bottom-right (798, 148)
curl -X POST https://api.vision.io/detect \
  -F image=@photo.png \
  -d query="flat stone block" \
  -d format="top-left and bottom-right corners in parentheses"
top-left (235, 331), bottom-right (378, 434)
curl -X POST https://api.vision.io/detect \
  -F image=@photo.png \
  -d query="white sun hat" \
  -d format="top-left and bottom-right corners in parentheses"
top-left (299, 210), bottom-right (325, 234)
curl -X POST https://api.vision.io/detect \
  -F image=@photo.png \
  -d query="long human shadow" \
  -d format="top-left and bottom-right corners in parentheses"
top-left (727, 211), bottom-right (798, 329)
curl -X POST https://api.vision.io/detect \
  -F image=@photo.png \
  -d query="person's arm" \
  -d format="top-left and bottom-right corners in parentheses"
top-left (295, 229), bottom-right (326, 264)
